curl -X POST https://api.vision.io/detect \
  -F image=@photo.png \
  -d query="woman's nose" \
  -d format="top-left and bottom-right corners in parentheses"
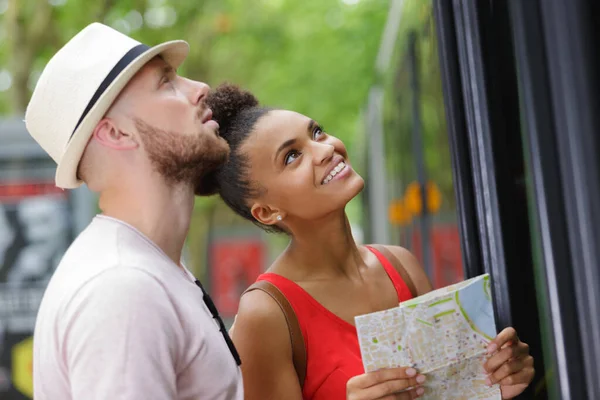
top-left (313, 142), bottom-right (335, 165)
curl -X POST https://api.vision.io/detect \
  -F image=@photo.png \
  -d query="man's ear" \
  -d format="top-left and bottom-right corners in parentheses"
top-left (92, 118), bottom-right (139, 150)
top-left (250, 203), bottom-right (285, 226)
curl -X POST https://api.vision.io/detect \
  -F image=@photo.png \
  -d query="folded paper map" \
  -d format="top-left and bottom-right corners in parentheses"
top-left (355, 274), bottom-right (501, 399)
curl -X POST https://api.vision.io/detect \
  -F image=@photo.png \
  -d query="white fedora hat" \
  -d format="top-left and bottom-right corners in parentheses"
top-left (25, 22), bottom-right (189, 189)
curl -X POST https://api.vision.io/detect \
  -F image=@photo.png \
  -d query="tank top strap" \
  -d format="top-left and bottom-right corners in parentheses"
top-left (365, 245), bottom-right (414, 302)
top-left (255, 272), bottom-right (311, 315)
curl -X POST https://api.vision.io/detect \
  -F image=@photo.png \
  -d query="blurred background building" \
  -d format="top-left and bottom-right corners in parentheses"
top-left (1, 0), bottom-right (599, 399)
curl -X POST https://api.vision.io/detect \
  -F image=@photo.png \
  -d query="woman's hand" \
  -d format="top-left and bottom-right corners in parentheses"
top-left (484, 327), bottom-right (535, 399)
top-left (346, 367), bottom-right (426, 400)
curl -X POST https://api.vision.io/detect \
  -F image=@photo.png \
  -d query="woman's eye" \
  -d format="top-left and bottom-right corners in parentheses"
top-left (284, 150), bottom-right (301, 165)
top-left (313, 127), bottom-right (324, 140)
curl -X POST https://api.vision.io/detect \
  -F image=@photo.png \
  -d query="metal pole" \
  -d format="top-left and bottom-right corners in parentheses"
top-left (364, 0), bottom-right (406, 245)
top-left (366, 86), bottom-right (390, 245)
top-left (408, 31), bottom-right (434, 282)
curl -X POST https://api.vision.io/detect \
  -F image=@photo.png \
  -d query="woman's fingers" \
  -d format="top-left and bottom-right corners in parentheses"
top-left (487, 327), bottom-right (519, 354)
top-left (346, 367), bottom-right (426, 400)
top-left (484, 341), bottom-right (529, 373)
top-left (358, 376), bottom-right (424, 400)
top-left (376, 386), bottom-right (425, 400)
top-left (488, 355), bottom-right (534, 386)
top-left (348, 367), bottom-right (420, 390)
top-left (498, 365), bottom-right (535, 388)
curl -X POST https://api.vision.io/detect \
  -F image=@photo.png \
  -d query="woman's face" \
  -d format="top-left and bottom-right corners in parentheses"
top-left (242, 109), bottom-right (365, 226)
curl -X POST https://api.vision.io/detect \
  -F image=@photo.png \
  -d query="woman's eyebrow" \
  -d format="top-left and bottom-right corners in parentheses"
top-left (274, 138), bottom-right (297, 161)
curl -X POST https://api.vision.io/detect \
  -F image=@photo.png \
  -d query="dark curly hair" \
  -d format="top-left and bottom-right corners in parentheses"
top-left (199, 83), bottom-right (284, 233)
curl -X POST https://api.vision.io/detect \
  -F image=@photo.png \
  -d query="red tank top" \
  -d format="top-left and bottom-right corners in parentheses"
top-left (255, 246), bottom-right (414, 400)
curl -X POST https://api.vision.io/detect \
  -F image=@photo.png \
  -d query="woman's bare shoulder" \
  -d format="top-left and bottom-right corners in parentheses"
top-left (234, 288), bottom-right (290, 340)
top-left (231, 288), bottom-right (303, 399)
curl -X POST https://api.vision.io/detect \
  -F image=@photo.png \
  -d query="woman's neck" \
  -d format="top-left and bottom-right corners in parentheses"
top-left (281, 211), bottom-right (364, 281)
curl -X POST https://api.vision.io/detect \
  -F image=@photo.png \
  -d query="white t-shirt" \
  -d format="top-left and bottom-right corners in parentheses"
top-left (33, 215), bottom-right (243, 400)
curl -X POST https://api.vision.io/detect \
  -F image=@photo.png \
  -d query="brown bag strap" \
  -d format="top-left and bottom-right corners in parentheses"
top-left (243, 280), bottom-right (307, 388)
top-left (368, 244), bottom-right (418, 297)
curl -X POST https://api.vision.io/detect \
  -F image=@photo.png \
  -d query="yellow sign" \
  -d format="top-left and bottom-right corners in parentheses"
top-left (12, 336), bottom-right (33, 398)
top-left (389, 200), bottom-right (412, 225)
top-left (403, 181), bottom-right (442, 215)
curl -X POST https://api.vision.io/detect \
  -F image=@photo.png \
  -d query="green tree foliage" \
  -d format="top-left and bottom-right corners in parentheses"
top-left (0, 0), bottom-right (389, 148)
top-left (0, 0), bottom-right (391, 272)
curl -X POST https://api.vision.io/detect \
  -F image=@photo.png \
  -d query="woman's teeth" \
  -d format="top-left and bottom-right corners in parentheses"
top-left (322, 161), bottom-right (346, 184)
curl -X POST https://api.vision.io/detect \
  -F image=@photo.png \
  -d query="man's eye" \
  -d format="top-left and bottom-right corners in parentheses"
top-left (284, 150), bottom-right (301, 165)
top-left (162, 76), bottom-right (174, 88)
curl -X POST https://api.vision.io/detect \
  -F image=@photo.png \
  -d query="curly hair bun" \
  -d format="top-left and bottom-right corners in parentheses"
top-left (194, 170), bottom-right (219, 196)
top-left (206, 83), bottom-right (259, 136)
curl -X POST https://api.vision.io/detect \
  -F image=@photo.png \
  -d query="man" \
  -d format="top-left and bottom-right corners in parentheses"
top-left (25, 23), bottom-right (243, 399)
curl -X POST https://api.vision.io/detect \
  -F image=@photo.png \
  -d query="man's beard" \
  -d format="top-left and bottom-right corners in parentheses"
top-left (135, 119), bottom-right (229, 194)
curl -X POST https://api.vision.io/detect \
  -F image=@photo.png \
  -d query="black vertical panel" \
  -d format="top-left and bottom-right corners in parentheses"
top-left (474, 2), bottom-right (545, 397)
top-left (432, 0), bottom-right (484, 280)
top-left (508, 1), bottom-right (587, 399)
top-left (450, 0), bottom-right (513, 328)
top-left (436, 1), bottom-right (546, 397)
top-left (539, 0), bottom-right (600, 397)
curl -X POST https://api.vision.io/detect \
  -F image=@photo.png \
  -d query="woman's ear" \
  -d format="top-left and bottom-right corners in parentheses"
top-left (250, 203), bottom-right (285, 226)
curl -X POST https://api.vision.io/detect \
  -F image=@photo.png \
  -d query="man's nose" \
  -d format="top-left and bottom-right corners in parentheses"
top-left (183, 78), bottom-right (210, 105)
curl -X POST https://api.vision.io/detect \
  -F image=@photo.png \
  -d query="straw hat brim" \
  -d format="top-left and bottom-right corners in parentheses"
top-left (55, 40), bottom-right (190, 189)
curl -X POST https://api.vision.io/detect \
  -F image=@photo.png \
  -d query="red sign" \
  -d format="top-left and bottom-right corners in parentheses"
top-left (210, 239), bottom-right (265, 317)
top-left (411, 224), bottom-right (464, 288)
top-left (0, 182), bottom-right (65, 201)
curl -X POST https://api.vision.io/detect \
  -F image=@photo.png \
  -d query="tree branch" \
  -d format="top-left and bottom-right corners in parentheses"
top-left (94, 0), bottom-right (116, 22)
top-left (5, 0), bottom-right (32, 113)
top-left (28, 0), bottom-right (54, 51)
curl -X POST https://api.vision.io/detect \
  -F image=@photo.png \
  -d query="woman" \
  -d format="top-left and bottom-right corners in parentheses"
top-left (200, 84), bottom-right (535, 399)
